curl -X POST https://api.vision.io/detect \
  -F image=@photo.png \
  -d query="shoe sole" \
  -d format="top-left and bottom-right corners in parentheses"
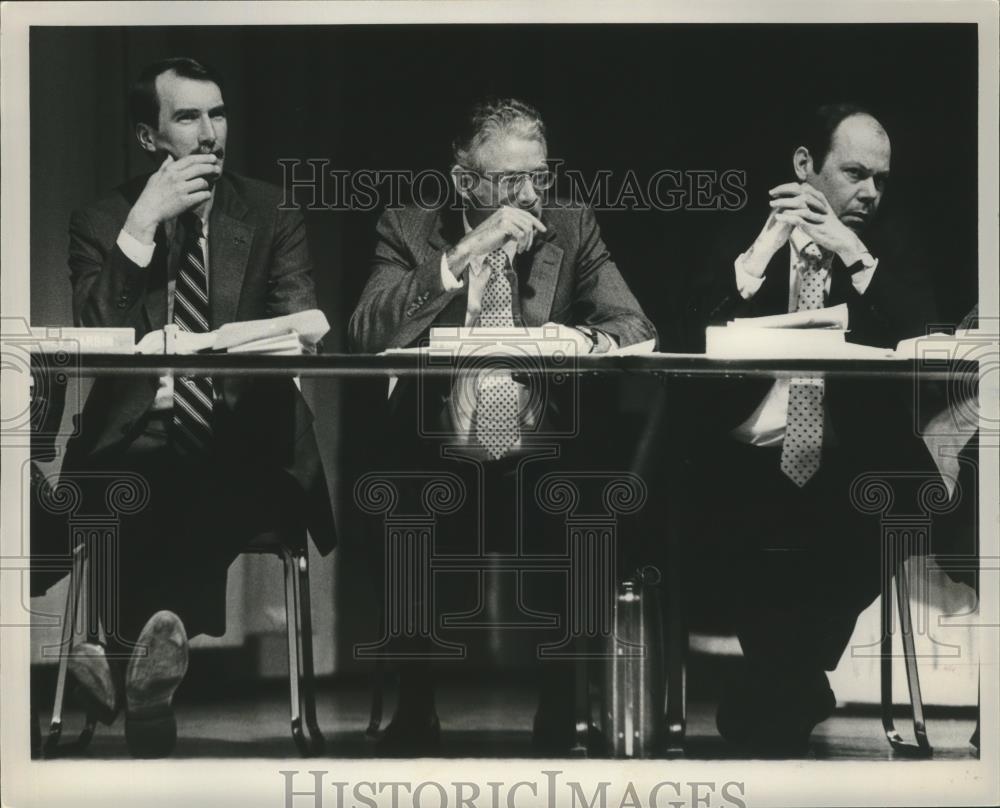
top-left (125, 611), bottom-right (188, 758)
top-left (67, 645), bottom-right (118, 725)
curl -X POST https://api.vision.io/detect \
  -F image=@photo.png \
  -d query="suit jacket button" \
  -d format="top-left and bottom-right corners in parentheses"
top-left (117, 300), bottom-right (127, 308)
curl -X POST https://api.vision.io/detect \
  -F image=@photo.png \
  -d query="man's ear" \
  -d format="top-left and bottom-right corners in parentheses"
top-left (792, 146), bottom-right (813, 181)
top-left (135, 123), bottom-right (157, 154)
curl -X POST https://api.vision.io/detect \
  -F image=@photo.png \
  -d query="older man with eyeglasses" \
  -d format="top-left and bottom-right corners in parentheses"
top-left (350, 97), bottom-right (656, 755)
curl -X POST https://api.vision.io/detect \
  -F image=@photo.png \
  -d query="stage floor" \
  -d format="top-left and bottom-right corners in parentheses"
top-left (34, 679), bottom-right (978, 760)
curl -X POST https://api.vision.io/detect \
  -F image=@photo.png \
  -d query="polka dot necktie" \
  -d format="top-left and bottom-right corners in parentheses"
top-left (172, 212), bottom-right (214, 454)
top-left (779, 245), bottom-right (830, 487)
top-left (474, 249), bottom-right (520, 459)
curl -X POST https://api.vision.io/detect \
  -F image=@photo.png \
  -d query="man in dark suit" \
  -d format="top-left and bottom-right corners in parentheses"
top-left (59, 57), bottom-right (334, 757)
top-left (685, 104), bottom-right (939, 753)
top-left (350, 98), bottom-right (656, 753)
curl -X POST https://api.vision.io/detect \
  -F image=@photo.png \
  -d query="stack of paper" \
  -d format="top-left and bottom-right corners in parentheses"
top-left (705, 304), bottom-right (892, 359)
top-left (29, 326), bottom-right (135, 354)
top-left (135, 309), bottom-right (329, 355)
top-left (425, 326), bottom-right (656, 357)
top-left (213, 309), bottom-right (328, 353)
top-left (226, 333), bottom-right (304, 355)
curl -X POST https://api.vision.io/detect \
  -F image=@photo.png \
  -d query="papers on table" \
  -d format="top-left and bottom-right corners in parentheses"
top-left (428, 326), bottom-right (580, 357)
top-left (213, 309), bottom-right (329, 351)
top-left (706, 304), bottom-right (893, 359)
top-left (381, 328), bottom-right (657, 358)
top-left (893, 328), bottom-right (992, 359)
top-left (28, 327), bottom-right (135, 354)
top-left (731, 303), bottom-right (849, 330)
top-left (135, 309), bottom-right (329, 355)
top-left (28, 311), bottom-right (329, 357)
top-left (379, 328), bottom-right (656, 399)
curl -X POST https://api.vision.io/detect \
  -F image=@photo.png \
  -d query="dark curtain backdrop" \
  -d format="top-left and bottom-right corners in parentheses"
top-left (30, 24), bottom-right (979, 667)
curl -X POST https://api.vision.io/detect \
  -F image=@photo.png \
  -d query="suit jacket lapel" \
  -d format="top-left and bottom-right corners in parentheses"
top-left (518, 229), bottom-right (562, 326)
top-left (207, 177), bottom-right (254, 328)
top-left (143, 226), bottom-right (172, 331)
top-left (827, 255), bottom-right (852, 306)
top-left (758, 245), bottom-right (792, 315)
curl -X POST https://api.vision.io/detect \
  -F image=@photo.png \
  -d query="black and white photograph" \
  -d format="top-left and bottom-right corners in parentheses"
top-left (1, 2), bottom-right (997, 807)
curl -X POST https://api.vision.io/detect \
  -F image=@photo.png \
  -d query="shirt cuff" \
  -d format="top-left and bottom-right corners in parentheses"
top-left (440, 253), bottom-right (464, 291)
top-left (850, 259), bottom-right (878, 295)
top-left (734, 253), bottom-right (766, 299)
top-left (117, 228), bottom-right (156, 268)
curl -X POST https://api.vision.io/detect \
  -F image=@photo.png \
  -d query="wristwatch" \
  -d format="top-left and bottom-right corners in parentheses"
top-left (576, 326), bottom-right (601, 353)
top-left (847, 251), bottom-right (877, 275)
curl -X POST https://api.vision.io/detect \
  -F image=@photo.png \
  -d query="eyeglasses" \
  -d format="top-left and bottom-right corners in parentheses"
top-left (463, 166), bottom-right (556, 195)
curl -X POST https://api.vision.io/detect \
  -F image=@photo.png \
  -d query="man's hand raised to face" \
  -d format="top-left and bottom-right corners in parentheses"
top-left (768, 182), bottom-right (868, 265)
top-left (445, 205), bottom-right (547, 279)
top-left (123, 154), bottom-right (222, 245)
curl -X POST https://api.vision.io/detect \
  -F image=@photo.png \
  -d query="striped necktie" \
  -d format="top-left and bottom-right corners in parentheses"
top-left (474, 249), bottom-right (520, 459)
top-left (172, 212), bottom-right (214, 453)
top-left (780, 244), bottom-right (831, 487)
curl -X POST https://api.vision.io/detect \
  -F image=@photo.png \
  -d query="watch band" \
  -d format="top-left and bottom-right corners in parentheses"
top-left (576, 326), bottom-right (601, 353)
top-left (846, 252), bottom-right (876, 275)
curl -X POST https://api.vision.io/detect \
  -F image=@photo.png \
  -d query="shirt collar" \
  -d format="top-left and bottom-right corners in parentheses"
top-left (196, 191), bottom-right (215, 238)
top-left (462, 211), bottom-right (517, 275)
top-left (789, 227), bottom-right (830, 272)
top-left (789, 226), bottom-right (816, 256)
top-left (166, 191), bottom-right (214, 242)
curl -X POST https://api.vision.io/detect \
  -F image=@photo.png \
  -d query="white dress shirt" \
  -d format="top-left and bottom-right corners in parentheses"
top-left (439, 220), bottom-right (518, 325)
top-left (117, 203), bottom-right (212, 410)
top-left (730, 227), bottom-right (877, 447)
top-left (437, 216), bottom-right (533, 452)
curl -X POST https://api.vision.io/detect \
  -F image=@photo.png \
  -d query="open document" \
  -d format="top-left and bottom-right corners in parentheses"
top-left (28, 311), bottom-right (329, 356)
top-left (136, 309), bottom-right (330, 355)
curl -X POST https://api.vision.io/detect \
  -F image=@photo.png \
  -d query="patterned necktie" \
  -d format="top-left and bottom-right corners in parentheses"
top-left (474, 249), bottom-right (520, 459)
top-left (780, 244), bottom-right (830, 487)
top-left (172, 212), bottom-right (214, 453)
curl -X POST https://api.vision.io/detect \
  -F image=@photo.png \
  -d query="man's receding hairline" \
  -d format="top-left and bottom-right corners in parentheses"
top-left (151, 69), bottom-right (223, 123)
top-left (466, 129), bottom-right (547, 169)
top-left (155, 69), bottom-right (222, 94)
top-left (832, 112), bottom-right (890, 143)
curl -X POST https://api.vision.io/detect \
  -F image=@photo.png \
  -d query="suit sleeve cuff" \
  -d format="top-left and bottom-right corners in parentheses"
top-left (116, 228), bottom-right (155, 268)
top-left (850, 259), bottom-right (878, 295)
top-left (734, 252), bottom-right (766, 299)
top-left (440, 252), bottom-right (464, 291)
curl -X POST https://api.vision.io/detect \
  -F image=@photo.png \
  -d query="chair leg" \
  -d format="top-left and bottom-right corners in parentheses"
top-left (280, 545), bottom-right (325, 756)
top-left (280, 547), bottom-right (308, 756)
top-left (895, 555), bottom-right (931, 754)
top-left (970, 670), bottom-right (980, 751)
top-left (880, 554), bottom-right (932, 756)
top-left (570, 656), bottom-right (591, 757)
top-left (44, 546), bottom-right (97, 757)
top-left (663, 566), bottom-right (687, 756)
top-left (294, 546), bottom-right (326, 755)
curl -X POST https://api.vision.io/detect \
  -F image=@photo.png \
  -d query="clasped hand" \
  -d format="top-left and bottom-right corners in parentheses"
top-left (766, 182), bottom-right (865, 262)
